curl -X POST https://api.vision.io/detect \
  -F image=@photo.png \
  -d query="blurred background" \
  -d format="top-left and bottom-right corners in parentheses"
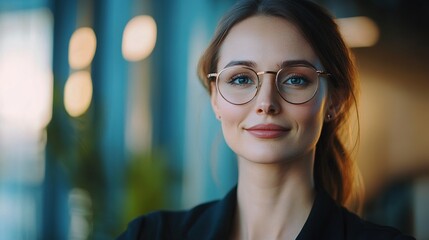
top-left (0, 0), bottom-right (428, 239)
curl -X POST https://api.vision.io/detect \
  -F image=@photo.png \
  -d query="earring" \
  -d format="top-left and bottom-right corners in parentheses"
top-left (327, 114), bottom-right (332, 120)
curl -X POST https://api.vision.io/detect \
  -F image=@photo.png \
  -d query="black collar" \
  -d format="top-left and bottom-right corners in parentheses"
top-left (185, 187), bottom-right (347, 240)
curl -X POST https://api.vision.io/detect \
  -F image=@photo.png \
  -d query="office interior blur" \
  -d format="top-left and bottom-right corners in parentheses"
top-left (0, 0), bottom-right (428, 239)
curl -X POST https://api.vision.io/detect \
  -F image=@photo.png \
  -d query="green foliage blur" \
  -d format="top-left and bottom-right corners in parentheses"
top-left (121, 151), bottom-right (173, 229)
top-left (47, 82), bottom-right (174, 238)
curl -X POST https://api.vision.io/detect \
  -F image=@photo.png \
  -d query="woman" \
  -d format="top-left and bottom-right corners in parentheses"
top-left (119, 0), bottom-right (415, 239)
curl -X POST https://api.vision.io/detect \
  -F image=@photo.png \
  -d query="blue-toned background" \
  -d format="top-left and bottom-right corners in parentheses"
top-left (0, 0), bottom-right (428, 239)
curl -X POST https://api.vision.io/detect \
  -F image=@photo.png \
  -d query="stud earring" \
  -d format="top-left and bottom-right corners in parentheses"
top-left (327, 114), bottom-right (332, 120)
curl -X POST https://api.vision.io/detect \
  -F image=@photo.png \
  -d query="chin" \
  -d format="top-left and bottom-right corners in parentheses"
top-left (234, 142), bottom-right (314, 165)
top-left (238, 150), bottom-right (294, 164)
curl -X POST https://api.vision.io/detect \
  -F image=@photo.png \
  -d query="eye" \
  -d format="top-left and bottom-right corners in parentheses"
top-left (227, 74), bottom-right (255, 86)
top-left (281, 75), bottom-right (310, 88)
top-left (279, 73), bottom-right (312, 90)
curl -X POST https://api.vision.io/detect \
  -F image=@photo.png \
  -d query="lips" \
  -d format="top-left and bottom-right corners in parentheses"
top-left (245, 124), bottom-right (290, 139)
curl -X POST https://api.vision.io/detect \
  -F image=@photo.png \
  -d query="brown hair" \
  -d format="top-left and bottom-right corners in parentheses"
top-left (198, 0), bottom-right (362, 212)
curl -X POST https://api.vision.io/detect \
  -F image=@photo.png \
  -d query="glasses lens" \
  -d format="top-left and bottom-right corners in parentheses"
top-left (276, 66), bottom-right (319, 104)
top-left (217, 66), bottom-right (258, 105)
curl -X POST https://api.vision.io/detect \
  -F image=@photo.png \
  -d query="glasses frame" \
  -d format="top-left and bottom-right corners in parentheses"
top-left (208, 64), bottom-right (331, 105)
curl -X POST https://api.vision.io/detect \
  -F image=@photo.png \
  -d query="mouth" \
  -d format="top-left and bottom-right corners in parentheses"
top-left (244, 124), bottom-right (290, 139)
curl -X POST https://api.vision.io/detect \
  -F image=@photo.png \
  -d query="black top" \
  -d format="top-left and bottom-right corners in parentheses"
top-left (118, 187), bottom-right (415, 240)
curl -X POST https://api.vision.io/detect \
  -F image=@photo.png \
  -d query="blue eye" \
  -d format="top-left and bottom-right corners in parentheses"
top-left (284, 76), bottom-right (309, 87)
top-left (228, 75), bottom-right (255, 86)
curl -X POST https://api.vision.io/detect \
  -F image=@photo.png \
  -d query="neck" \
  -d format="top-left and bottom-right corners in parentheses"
top-left (232, 154), bottom-right (316, 240)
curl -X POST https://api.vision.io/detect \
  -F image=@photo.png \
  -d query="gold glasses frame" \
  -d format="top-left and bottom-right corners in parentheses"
top-left (207, 64), bottom-right (331, 105)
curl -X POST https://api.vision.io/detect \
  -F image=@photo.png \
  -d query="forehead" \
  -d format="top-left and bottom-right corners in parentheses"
top-left (218, 15), bottom-right (320, 70)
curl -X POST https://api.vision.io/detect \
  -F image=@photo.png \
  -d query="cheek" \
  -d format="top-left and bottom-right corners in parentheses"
top-left (217, 97), bottom-right (246, 127)
top-left (297, 100), bottom-right (325, 121)
top-left (215, 96), bottom-right (249, 145)
top-left (294, 105), bottom-right (324, 129)
top-left (290, 93), bottom-right (328, 137)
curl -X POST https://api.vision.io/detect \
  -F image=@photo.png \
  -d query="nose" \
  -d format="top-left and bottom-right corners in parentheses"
top-left (255, 73), bottom-right (281, 115)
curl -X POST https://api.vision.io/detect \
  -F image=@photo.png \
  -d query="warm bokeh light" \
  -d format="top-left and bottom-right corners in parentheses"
top-left (69, 27), bottom-right (97, 69)
top-left (335, 16), bottom-right (379, 48)
top-left (64, 71), bottom-right (93, 117)
top-left (122, 15), bottom-right (157, 61)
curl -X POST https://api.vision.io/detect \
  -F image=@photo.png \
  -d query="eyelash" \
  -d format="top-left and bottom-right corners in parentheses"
top-left (227, 74), bottom-right (255, 85)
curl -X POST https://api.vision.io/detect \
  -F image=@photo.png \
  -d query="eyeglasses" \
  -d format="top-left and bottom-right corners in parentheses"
top-left (208, 64), bottom-right (330, 105)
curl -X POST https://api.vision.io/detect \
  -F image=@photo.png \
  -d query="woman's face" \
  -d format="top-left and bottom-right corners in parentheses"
top-left (211, 15), bottom-right (331, 164)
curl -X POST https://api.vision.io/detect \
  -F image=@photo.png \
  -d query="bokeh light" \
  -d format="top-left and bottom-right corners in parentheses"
top-left (0, 53), bottom-right (53, 129)
top-left (122, 15), bottom-right (157, 61)
top-left (68, 188), bottom-right (92, 240)
top-left (69, 27), bottom-right (97, 69)
top-left (336, 16), bottom-right (379, 48)
top-left (64, 71), bottom-right (93, 117)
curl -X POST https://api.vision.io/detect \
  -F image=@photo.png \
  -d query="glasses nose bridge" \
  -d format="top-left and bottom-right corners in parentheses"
top-left (254, 70), bottom-right (281, 99)
top-left (256, 70), bottom-right (278, 85)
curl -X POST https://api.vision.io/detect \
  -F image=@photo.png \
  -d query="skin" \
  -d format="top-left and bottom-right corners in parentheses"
top-left (210, 15), bottom-right (333, 240)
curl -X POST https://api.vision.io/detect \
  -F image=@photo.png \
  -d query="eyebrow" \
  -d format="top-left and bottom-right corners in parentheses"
top-left (223, 60), bottom-right (257, 68)
top-left (280, 60), bottom-right (316, 69)
top-left (223, 59), bottom-right (317, 69)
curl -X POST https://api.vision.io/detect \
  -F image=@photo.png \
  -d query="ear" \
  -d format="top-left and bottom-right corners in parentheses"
top-left (210, 81), bottom-right (221, 120)
top-left (325, 93), bottom-right (340, 122)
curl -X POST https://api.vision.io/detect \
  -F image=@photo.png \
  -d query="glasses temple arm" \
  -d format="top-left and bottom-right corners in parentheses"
top-left (207, 73), bottom-right (218, 78)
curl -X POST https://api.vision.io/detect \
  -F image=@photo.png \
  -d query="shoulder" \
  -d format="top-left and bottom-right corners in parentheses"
top-left (300, 189), bottom-right (415, 240)
top-left (117, 187), bottom-right (237, 240)
top-left (340, 205), bottom-right (415, 240)
top-left (117, 201), bottom-right (219, 240)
